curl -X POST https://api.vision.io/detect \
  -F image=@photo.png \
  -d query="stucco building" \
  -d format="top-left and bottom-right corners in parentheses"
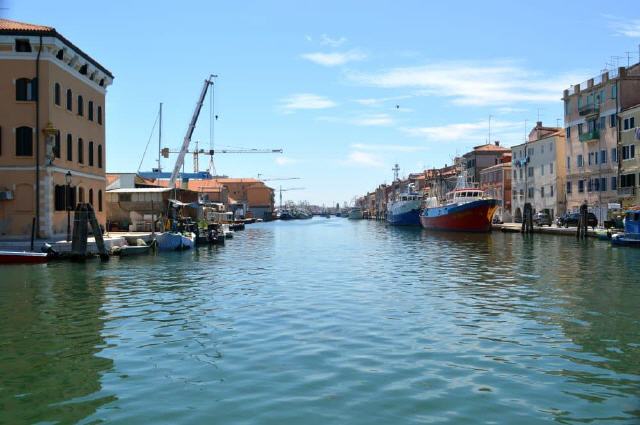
top-left (479, 153), bottom-right (512, 223)
top-left (463, 142), bottom-right (510, 185)
top-left (0, 19), bottom-right (113, 238)
top-left (562, 63), bottom-right (640, 222)
top-left (618, 104), bottom-right (640, 208)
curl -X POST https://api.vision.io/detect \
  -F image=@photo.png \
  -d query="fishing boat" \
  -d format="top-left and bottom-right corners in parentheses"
top-left (387, 185), bottom-right (422, 226)
top-left (155, 232), bottom-right (195, 251)
top-left (348, 207), bottom-right (363, 219)
top-left (420, 175), bottom-right (498, 232)
top-left (611, 208), bottom-right (640, 247)
top-left (0, 251), bottom-right (48, 264)
top-left (279, 209), bottom-right (294, 220)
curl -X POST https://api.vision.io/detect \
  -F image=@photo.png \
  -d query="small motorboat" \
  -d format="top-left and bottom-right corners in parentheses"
top-left (0, 250), bottom-right (48, 264)
top-left (155, 232), bottom-right (195, 251)
top-left (611, 208), bottom-right (640, 247)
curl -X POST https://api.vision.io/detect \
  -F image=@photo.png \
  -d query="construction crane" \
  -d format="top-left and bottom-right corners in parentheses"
top-left (168, 75), bottom-right (216, 188)
top-left (279, 186), bottom-right (305, 209)
top-left (256, 175), bottom-right (301, 182)
top-left (160, 145), bottom-right (283, 174)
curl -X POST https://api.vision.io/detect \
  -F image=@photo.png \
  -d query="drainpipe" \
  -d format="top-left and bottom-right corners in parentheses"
top-left (616, 79), bottom-right (621, 207)
top-left (35, 35), bottom-right (42, 238)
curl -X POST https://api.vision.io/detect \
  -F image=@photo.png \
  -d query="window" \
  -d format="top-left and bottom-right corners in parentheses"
top-left (612, 148), bottom-right (618, 163)
top-left (600, 177), bottom-right (607, 192)
top-left (88, 101), bottom-right (94, 121)
top-left (566, 156), bottom-right (571, 170)
top-left (528, 187), bottom-right (534, 198)
top-left (54, 185), bottom-right (66, 211)
top-left (78, 138), bottom-right (84, 164)
top-left (527, 167), bottom-right (533, 177)
top-left (599, 116), bottom-right (606, 130)
top-left (540, 187), bottom-right (545, 197)
top-left (588, 119), bottom-right (596, 133)
top-left (588, 152), bottom-right (593, 165)
top-left (66, 134), bottom-right (73, 161)
top-left (587, 179), bottom-right (593, 192)
top-left (519, 168), bottom-right (523, 179)
top-left (16, 126), bottom-right (33, 156)
top-left (578, 123), bottom-right (583, 135)
top-left (528, 147), bottom-right (534, 156)
top-left (577, 154), bottom-right (584, 167)
top-left (66, 89), bottom-right (72, 111)
top-left (54, 132), bottom-right (61, 158)
top-left (567, 181), bottom-right (572, 194)
top-left (621, 173), bottom-right (637, 187)
top-left (612, 176), bottom-right (618, 190)
top-left (513, 169), bottom-right (517, 179)
top-left (16, 78), bottom-right (37, 101)
top-left (54, 83), bottom-right (61, 106)
top-left (56, 49), bottom-right (64, 60)
top-left (611, 85), bottom-right (617, 99)
top-left (622, 145), bottom-right (636, 160)
top-left (77, 95), bottom-right (84, 116)
top-left (610, 114), bottom-right (616, 128)
top-left (88, 141), bottom-right (94, 166)
top-left (540, 165), bottom-right (545, 176)
top-left (97, 144), bottom-right (103, 168)
top-left (565, 127), bottom-right (571, 138)
top-left (550, 185), bottom-right (554, 197)
top-left (89, 188), bottom-right (94, 206)
top-left (578, 180), bottom-right (584, 193)
top-left (97, 106), bottom-right (103, 125)
top-left (624, 117), bottom-right (636, 130)
top-left (541, 145), bottom-right (545, 154)
top-left (78, 187), bottom-right (85, 203)
top-left (600, 150), bottom-right (607, 164)
top-left (98, 190), bottom-right (103, 212)
top-left (15, 39), bottom-right (32, 52)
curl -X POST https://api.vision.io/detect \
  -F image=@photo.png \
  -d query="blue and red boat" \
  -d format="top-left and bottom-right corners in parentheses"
top-left (420, 177), bottom-right (498, 232)
top-left (387, 189), bottom-right (422, 226)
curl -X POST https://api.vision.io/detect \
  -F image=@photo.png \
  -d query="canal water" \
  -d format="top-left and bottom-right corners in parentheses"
top-left (1, 218), bottom-right (639, 424)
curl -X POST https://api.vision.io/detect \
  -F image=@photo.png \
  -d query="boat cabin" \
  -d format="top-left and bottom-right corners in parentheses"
top-left (399, 194), bottom-right (420, 202)
top-left (623, 210), bottom-right (640, 235)
top-left (447, 189), bottom-right (485, 204)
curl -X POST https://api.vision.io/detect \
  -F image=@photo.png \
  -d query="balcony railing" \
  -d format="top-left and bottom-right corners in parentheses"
top-left (579, 130), bottom-right (600, 142)
top-left (578, 103), bottom-right (600, 116)
top-left (618, 186), bottom-right (636, 197)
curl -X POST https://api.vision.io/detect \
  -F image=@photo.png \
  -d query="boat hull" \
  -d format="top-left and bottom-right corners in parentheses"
top-left (387, 200), bottom-right (421, 226)
top-left (348, 210), bottom-right (363, 219)
top-left (155, 232), bottom-right (195, 251)
top-left (0, 251), bottom-right (48, 264)
top-left (420, 199), bottom-right (498, 232)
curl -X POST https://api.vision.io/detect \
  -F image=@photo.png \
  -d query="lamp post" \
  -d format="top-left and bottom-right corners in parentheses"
top-left (65, 171), bottom-right (72, 242)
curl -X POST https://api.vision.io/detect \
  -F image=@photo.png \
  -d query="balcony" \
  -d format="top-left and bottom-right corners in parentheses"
top-left (578, 103), bottom-right (600, 116)
top-left (618, 186), bottom-right (636, 197)
top-left (579, 130), bottom-right (600, 142)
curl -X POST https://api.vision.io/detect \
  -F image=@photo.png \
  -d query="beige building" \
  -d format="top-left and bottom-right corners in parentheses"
top-left (562, 64), bottom-right (640, 223)
top-left (463, 142), bottom-right (511, 185)
top-left (0, 19), bottom-right (113, 238)
top-left (618, 104), bottom-right (640, 207)
top-left (511, 123), bottom-right (566, 221)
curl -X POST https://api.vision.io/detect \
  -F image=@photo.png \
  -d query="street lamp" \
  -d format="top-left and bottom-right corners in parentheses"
top-left (65, 171), bottom-right (72, 242)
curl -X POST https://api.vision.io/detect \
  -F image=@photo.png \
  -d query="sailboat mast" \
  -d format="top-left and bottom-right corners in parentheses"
top-left (158, 102), bottom-right (163, 171)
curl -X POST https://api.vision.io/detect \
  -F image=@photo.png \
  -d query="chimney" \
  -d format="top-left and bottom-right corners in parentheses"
top-left (536, 121), bottom-right (542, 127)
top-left (494, 141), bottom-right (500, 146)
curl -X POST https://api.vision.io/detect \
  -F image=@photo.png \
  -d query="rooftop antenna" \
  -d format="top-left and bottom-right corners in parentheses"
top-left (624, 51), bottom-right (633, 68)
top-left (537, 108), bottom-right (543, 122)
top-left (157, 102), bottom-right (162, 171)
top-left (392, 163), bottom-right (400, 181)
top-left (556, 118), bottom-right (561, 128)
top-left (524, 119), bottom-right (528, 142)
top-left (488, 114), bottom-right (492, 144)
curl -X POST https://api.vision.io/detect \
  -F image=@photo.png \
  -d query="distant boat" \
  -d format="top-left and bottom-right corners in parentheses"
top-left (611, 208), bottom-right (640, 247)
top-left (279, 209), bottom-right (294, 220)
top-left (0, 251), bottom-right (48, 264)
top-left (387, 188), bottom-right (421, 226)
top-left (420, 175), bottom-right (498, 232)
top-left (348, 207), bottom-right (363, 219)
top-left (155, 232), bottom-right (195, 251)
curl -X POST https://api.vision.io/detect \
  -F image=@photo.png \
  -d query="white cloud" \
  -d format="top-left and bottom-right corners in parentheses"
top-left (402, 119), bottom-right (521, 143)
top-left (279, 93), bottom-right (336, 113)
top-left (353, 94), bottom-right (412, 107)
top-left (341, 151), bottom-right (385, 168)
top-left (320, 34), bottom-right (347, 47)
top-left (350, 143), bottom-right (428, 153)
top-left (347, 60), bottom-right (581, 106)
top-left (606, 16), bottom-right (640, 37)
top-left (305, 34), bottom-right (313, 42)
top-left (275, 156), bottom-right (298, 165)
top-left (301, 50), bottom-right (366, 67)
top-left (351, 113), bottom-right (394, 126)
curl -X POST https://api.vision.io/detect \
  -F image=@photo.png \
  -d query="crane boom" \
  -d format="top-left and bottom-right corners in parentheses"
top-left (169, 75), bottom-right (215, 188)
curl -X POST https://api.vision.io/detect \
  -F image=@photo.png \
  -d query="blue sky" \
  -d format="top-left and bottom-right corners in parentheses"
top-left (4, 1), bottom-right (640, 205)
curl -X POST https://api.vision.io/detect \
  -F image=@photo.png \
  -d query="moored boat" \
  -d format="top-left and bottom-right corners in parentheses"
top-left (387, 189), bottom-right (422, 226)
top-left (611, 208), bottom-right (640, 247)
top-left (420, 176), bottom-right (498, 232)
top-left (0, 251), bottom-right (48, 264)
top-left (348, 207), bottom-right (363, 220)
top-left (155, 232), bottom-right (195, 251)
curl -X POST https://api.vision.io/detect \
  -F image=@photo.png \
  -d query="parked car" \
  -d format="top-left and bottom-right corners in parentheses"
top-left (533, 212), bottom-right (552, 226)
top-left (556, 212), bottom-right (598, 229)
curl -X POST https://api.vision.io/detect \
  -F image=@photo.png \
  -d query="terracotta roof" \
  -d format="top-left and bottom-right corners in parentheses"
top-left (0, 18), bottom-right (54, 32)
top-left (0, 18), bottom-right (113, 79)
top-left (214, 178), bottom-right (262, 184)
top-left (471, 144), bottom-right (510, 152)
top-left (186, 180), bottom-right (223, 191)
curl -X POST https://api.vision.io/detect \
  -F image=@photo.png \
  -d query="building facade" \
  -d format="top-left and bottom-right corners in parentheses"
top-left (479, 153), bottom-right (512, 223)
top-left (618, 104), bottom-right (640, 207)
top-left (511, 123), bottom-right (566, 221)
top-left (0, 19), bottom-right (113, 238)
top-left (562, 64), bottom-right (640, 223)
top-left (463, 142), bottom-right (511, 185)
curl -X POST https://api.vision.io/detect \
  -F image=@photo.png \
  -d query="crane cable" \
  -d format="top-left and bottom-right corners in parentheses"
top-left (137, 110), bottom-right (160, 173)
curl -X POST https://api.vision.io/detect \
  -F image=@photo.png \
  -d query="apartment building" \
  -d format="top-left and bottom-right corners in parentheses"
top-left (511, 122), bottom-right (566, 221)
top-left (462, 142), bottom-right (510, 185)
top-left (0, 19), bottom-right (113, 238)
top-left (479, 153), bottom-right (512, 222)
top-left (562, 64), bottom-right (640, 223)
top-left (618, 104), bottom-right (640, 207)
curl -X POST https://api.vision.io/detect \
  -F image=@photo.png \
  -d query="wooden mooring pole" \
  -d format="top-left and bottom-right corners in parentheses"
top-left (576, 203), bottom-right (588, 239)
top-left (521, 202), bottom-right (534, 234)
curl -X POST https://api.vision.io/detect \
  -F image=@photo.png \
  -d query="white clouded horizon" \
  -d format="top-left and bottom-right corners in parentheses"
top-left (347, 60), bottom-right (583, 106)
top-left (279, 93), bottom-right (336, 113)
top-left (320, 34), bottom-right (347, 47)
top-left (402, 119), bottom-right (523, 144)
top-left (317, 113), bottom-right (395, 127)
top-left (340, 151), bottom-right (385, 168)
top-left (301, 50), bottom-right (367, 67)
top-left (606, 15), bottom-right (640, 37)
top-left (350, 143), bottom-right (428, 153)
top-left (275, 156), bottom-right (299, 165)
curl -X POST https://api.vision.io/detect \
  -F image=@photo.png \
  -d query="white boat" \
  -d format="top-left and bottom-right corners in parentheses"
top-left (155, 232), bottom-right (195, 251)
top-left (221, 224), bottom-right (234, 239)
top-left (348, 207), bottom-right (364, 219)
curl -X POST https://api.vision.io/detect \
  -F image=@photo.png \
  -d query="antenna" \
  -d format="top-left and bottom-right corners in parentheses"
top-left (392, 163), bottom-right (400, 181)
top-left (488, 114), bottom-right (492, 144)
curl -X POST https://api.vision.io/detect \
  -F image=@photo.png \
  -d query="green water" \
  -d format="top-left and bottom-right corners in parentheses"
top-left (1, 218), bottom-right (639, 424)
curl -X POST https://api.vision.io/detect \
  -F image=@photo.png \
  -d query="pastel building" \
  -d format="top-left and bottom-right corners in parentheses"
top-left (618, 103), bottom-right (640, 207)
top-left (562, 64), bottom-right (640, 222)
top-left (510, 122), bottom-right (566, 222)
top-left (479, 153), bottom-right (512, 222)
top-left (0, 19), bottom-right (113, 238)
